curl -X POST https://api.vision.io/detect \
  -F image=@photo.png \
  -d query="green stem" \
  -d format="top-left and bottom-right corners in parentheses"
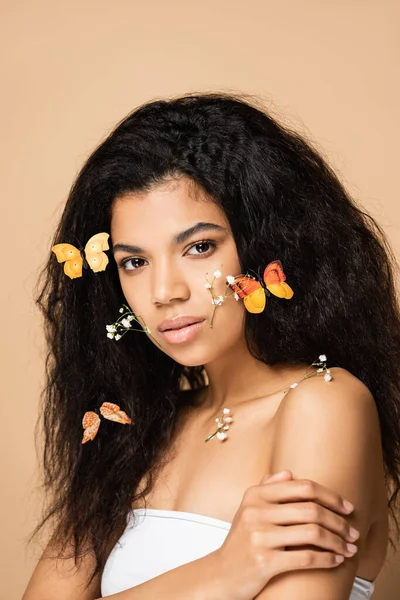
top-left (112, 305), bottom-right (163, 348)
top-left (210, 305), bottom-right (217, 328)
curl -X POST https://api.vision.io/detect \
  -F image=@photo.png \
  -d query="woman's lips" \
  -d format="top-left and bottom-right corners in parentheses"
top-left (158, 319), bottom-right (206, 344)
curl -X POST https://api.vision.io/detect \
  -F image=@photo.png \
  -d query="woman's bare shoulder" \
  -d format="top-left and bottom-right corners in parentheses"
top-left (270, 365), bottom-right (383, 525)
top-left (258, 366), bottom-right (389, 596)
top-left (275, 365), bottom-right (378, 427)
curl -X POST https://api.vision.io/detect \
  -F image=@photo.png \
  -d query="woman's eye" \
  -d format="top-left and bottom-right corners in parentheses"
top-left (118, 240), bottom-right (217, 271)
top-left (119, 257), bottom-right (147, 271)
top-left (186, 240), bottom-right (216, 256)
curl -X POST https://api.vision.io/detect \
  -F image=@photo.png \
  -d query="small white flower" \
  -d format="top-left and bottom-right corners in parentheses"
top-left (107, 332), bottom-right (114, 339)
top-left (216, 431), bottom-right (227, 440)
top-left (121, 318), bottom-right (131, 328)
top-left (324, 373), bottom-right (332, 382)
top-left (127, 315), bottom-right (134, 321)
top-left (319, 354), bottom-right (327, 362)
top-left (213, 269), bottom-right (222, 278)
top-left (106, 324), bottom-right (117, 333)
top-left (233, 292), bottom-right (239, 301)
top-left (115, 334), bottom-right (122, 340)
top-left (222, 408), bottom-right (230, 414)
top-left (119, 307), bottom-right (124, 313)
top-left (226, 275), bottom-right (235, 284)
top-left (204, 283), bottom-right (212, 289)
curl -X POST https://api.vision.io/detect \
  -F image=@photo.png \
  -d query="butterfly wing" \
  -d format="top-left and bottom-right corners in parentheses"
top-left (51, 243), bottom-right (83, 279)
top-left (84, 232), bottom-right (110, 273)
top-left (263, 260), bottom-right (294, 299)
top-left (82, 411), bottom-right (101, 444)
top-left (230, 275), bottom-right (266, 314)
top-left (243, 287), bottom-right (266, 313)
top-left (99, 402), bottom-right (133, 425)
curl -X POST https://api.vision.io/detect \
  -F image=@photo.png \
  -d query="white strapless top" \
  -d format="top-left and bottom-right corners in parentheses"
top-left (101, 508), bottom-right (375, 599)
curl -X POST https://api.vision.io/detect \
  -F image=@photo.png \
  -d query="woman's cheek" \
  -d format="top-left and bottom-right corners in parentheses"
top-left (119, 282), bottom-right (140, 315)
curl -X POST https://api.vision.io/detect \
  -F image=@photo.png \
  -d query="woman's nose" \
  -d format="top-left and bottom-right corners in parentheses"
top-left (150, 262), bottom-right (190, 305)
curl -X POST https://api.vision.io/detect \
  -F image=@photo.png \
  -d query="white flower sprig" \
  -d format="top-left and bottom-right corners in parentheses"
top-left (314, 354), bottom-right (333, 382)
top-left (204, 266), bottom-right (239, 328)
top-left (286, 353), bottom-right (333, 392)
top-left (205, 407), bottom-right (233, 442)
top-left (106, 303), bottom-right (162, 348)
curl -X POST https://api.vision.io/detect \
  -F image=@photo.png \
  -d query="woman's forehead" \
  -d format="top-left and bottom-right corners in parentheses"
top-left (111, 179), bottom-right (230, 238)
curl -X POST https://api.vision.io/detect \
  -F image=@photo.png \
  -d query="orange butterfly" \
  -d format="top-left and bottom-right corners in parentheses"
top-left (82, 402), bottom-right (133, 444)
top-left (52, 232), bottom-right (110, 279)
top-left (229, 260), bottom-right (294, 314)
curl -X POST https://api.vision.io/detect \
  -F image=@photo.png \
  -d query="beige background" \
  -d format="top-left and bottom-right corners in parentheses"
top-left (1, 1), bottom-right (399, 598)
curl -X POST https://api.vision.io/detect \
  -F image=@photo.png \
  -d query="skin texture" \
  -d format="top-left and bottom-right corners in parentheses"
top-left (23, 176), bottom-right (388, 599)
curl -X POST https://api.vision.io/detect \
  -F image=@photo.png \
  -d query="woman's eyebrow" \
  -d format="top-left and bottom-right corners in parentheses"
top-left (112, 221), bottom-right (228, 254)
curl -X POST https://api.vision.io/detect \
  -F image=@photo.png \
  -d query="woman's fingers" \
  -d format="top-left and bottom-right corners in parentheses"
top-left (259, 477), bottom-right (354, 515)
top-left (262, 501), bottom-right (359, 543)
top-left (258, 523), bottom-right (358, 557)
top-left (215, 475), bottom-right (358, 599)
top-left (269, 547), bottom-right (345, 579)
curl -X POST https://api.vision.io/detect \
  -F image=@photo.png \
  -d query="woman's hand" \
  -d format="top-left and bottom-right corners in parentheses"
top-left (214, 470), bottom-right (360, 600)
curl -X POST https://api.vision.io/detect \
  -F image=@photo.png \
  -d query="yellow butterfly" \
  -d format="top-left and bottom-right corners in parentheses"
top-left (229, 260), bottom-right (294, 313)
top-left (52, 232), bottom-right (110, 279)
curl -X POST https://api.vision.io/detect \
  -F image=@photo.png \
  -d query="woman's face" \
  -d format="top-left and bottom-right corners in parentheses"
top-left (111, 177), bottom-right (246, 367)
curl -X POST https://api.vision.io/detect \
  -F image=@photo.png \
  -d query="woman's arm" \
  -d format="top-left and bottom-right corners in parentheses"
top-left (22, 537), bottom-right (102, 600)
top-left (96, 549), bottom-right (228, 600)
top-left (22, 541), bottom-right (229, 600)
top-left (254, 367), bottom-right (383, 600)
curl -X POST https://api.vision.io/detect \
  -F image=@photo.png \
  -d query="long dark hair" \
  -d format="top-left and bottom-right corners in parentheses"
top-left (31, 91), bottom-right (400, 585)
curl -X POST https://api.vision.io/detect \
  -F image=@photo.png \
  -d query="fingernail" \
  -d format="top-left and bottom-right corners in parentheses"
top-left (349, 528), bottom-right (360, 541)
top-left (343, 500), bottom-right (354, 512)
top-left (346, 543), bottom-right (358, 554)
top-left (335, 555), bottom-right (345, 563)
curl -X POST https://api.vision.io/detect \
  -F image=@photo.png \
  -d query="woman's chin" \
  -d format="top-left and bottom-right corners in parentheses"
top-left (175, 356), bottom-right (208, 368)
top-left (167, 347), bottom-right (214, 368)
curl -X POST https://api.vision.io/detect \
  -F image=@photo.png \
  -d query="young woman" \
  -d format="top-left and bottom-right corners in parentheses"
top-left (23, 92), bottom-right (399, 600)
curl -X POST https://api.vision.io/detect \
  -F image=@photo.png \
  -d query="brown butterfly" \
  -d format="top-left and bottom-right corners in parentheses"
top-left (82, 402), bottom-right (133, 444)
top-left (52, 232), bottom-right (110, 279)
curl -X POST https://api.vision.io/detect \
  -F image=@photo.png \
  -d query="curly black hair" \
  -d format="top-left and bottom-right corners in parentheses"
top-left (31, 91), bottom-right (400, 586)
